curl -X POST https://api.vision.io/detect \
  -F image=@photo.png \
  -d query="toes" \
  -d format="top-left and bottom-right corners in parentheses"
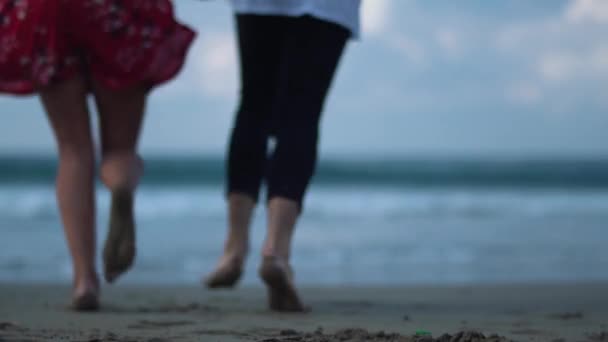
top-left (205, 266), bottom-right (242, 288)
top-left (104, 249), bottom-right (135, 283)
top-left (103, 189), bottom-right (136, 283)
top-left (205, 256), bottom-right (244, 289)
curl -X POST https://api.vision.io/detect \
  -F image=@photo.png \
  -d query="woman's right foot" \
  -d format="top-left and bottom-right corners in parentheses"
top-left (204, 254), bottom-right (244, 288)
top-left (259, 256), bottom-right (306, 312)
top-left (103, 189), bottom-right (136, 283)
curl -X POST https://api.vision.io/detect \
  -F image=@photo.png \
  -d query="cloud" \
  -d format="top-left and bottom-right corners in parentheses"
top-left (361, 0), bottom-right (393, 36)
top-left (565, 0), bottom-right (608, 23)
top-left (435, 28), bottom-right (463, 58)
top-left (507, 82), bottom-right (542, 105)
top-left (196, 31), bottom-right (238, 99)
top-left (538, 52), bottom-right (579, 83)
top-left (493, 0), bottom-right (608, 108)
top-left (538, 45), bottom-right (608, 84)
top-left (590, 45), bottom-right (608, 73)
top-left (385, 34), bottom-right (427, 65)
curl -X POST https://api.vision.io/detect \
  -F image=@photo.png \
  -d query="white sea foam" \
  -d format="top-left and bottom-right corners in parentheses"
top-left (2, 184), bottom-right (607, 285)
top-left (1, 185), bottom-right (608, 221)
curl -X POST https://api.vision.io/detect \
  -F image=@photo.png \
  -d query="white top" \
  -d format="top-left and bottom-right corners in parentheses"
top-left (229, 0), bottom-right (361, 38)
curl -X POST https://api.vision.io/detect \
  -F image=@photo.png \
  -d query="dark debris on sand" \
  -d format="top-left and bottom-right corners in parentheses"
top-left (257, 328), bottom-right (513, 342)
top-left (127, 319), bottom-right (195, 329)
top-left (82, 333), bottom-right (170, 342)
top-left (426, 331), bottom-right (513, 342)
top-left (547, 311), bottom-right (584, 320)
top-left (587, 331), bottom-right (608, 341)
top-left (0, 322), bottom-right (21, 331)
top-left (1, 328), bottom-right (169, 342)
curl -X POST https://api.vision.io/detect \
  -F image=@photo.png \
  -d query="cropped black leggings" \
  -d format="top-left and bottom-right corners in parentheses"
top-left (227, 14), bottom-right (349, 207)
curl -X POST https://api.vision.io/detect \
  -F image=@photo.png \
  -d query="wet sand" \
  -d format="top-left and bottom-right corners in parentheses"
top-left (1, 283), bottom-right (607, 341)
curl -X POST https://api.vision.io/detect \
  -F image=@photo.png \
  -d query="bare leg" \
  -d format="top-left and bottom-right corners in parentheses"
top-left (205, 193), bottom-right (254, 288)
top-left (92, 81), bottom-right (146, 283)
top-left (39, 76), bottom-right (99, 311)
top-left (259, 197), bottom-right (305, 312)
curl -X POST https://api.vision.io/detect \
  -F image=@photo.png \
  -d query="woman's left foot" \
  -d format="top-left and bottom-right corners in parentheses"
top-left (71, 277), bottom-right (100, 311)
top-left (204, 254), bottom-right (244, 289)
top-left (71, 291), bottom-right (99, 312)
top-left (103, 189), bottom-right (136, 283)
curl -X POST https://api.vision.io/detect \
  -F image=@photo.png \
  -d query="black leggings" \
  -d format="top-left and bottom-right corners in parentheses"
top-left (227, 14), bottom-right (349, 207)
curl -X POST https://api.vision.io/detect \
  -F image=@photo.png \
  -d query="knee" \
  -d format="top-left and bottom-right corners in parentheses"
top-left (58, 146), bottom-right (95, 169)
top-left (99, 152), bottom-right (144, 191)
top-left (276, 122), bottom-right (319, 152)
top-left (232, 109), bottom-right (268, 136)
top-left (230, 115), bottom-right (269, 152)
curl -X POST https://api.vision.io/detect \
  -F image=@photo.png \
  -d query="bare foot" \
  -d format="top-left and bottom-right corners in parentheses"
top-left (259, 256), bottom-right (306, 312)
top-left (204, 254), bottom-right (244, 289)
top-left (103, 189), bottom-right (136, 283)
top-left (71, 277), bottom-right (100, 311)
top-left (71, 291), bottom-right (99, 312)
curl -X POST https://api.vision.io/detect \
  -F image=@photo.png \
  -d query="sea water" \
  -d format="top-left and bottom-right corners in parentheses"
top-left (1, 157), bottom-right (607, 286)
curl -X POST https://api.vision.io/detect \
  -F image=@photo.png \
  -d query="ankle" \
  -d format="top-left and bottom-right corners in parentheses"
top-left (224, 235), bottom-right (249, 255)
top-left (222, 248), bottom-right (248, 263)
top-left (73, 272), bottom-right (99, 294)
top-left (261, 237), bottom-right (292, 259)
top-left (261, 245), bottom-right (290, 260)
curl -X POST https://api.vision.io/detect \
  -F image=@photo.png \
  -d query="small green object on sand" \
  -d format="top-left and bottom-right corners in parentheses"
top-left (415, 330), bottom-right (432, 336)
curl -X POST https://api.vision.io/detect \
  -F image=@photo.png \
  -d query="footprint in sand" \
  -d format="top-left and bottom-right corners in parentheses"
top-left (135, 302), bottom-right (219, 314)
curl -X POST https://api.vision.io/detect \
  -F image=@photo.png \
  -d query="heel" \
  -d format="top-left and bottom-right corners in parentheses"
top-left (259, 256), bottom-right (306, 312)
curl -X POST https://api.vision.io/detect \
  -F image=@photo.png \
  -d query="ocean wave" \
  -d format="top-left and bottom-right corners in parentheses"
top-left (2, 157), bottom-right (608, 187)
top-left (1, 185), bottom-right (608, 221)
top-left (306, 187), bottom-right (608, 219)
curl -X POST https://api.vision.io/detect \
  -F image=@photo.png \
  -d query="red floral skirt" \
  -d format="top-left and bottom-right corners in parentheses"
top-left (0, 0), bottom-right (196, 94)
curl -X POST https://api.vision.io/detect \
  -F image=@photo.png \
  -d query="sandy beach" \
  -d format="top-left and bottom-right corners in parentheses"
top-left (1, 282), bottom-right (607, 341)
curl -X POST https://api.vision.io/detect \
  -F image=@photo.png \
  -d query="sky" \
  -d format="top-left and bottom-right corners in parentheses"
top-left (0, 0), bottom-right (607, 158)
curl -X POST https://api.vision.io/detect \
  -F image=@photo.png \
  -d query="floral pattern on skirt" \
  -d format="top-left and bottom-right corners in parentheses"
top-left (0, 0), bottom-right (196, 94)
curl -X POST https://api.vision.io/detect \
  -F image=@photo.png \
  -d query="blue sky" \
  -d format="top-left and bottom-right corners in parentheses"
top-left (0, 0), bottom-right (607, 158)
